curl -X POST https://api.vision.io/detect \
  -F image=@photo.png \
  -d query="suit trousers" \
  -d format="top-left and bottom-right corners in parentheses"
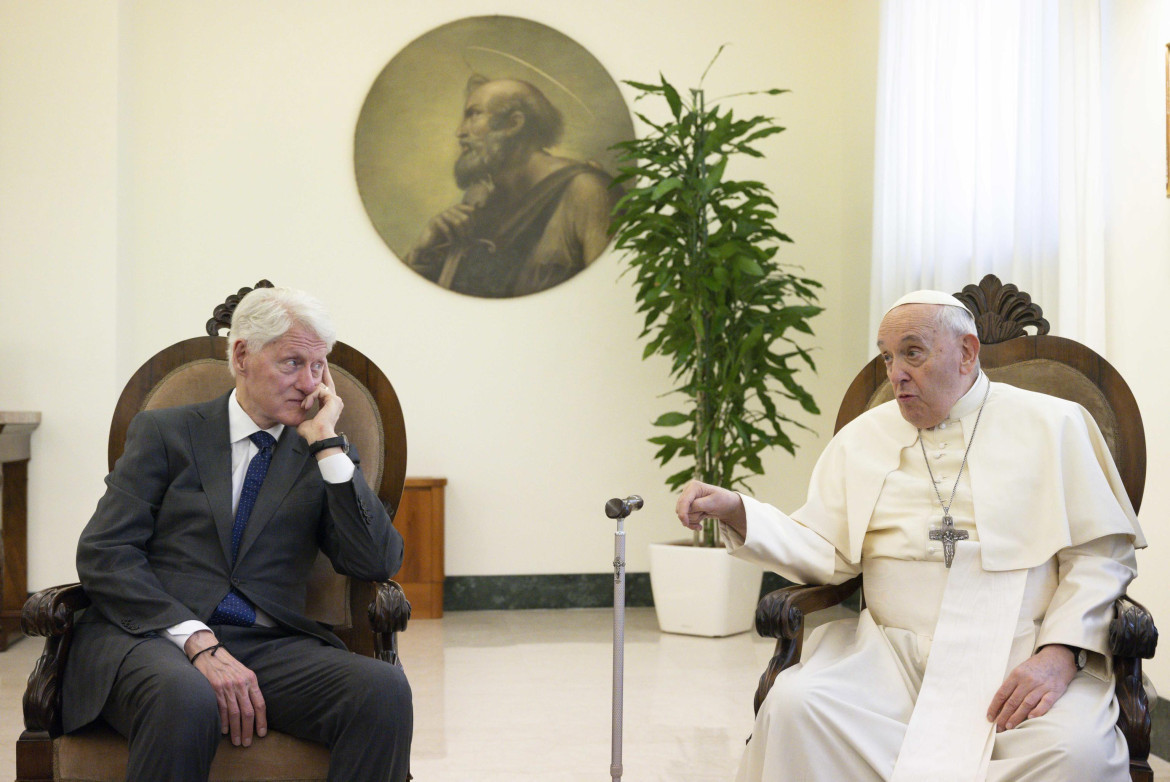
top-left (100, 625), bottom-right (413, 782)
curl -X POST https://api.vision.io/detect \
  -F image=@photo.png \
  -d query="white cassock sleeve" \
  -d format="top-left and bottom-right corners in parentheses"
top-left (719, 494), bottom-right (861, 586)
top-left (1035, 533), bottom-right (1137, 677)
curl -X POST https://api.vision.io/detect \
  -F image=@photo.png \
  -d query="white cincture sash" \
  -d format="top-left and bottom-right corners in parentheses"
top-left (890, 541), bottom-right (1028, 782)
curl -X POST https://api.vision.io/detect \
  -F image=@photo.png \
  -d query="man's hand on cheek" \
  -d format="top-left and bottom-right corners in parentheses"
top-left (297, 364), bottom-right (343, 444)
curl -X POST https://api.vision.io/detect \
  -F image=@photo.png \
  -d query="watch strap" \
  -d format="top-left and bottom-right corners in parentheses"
top-left (308, 433), bottom-right (348, 456)
top-left (1061, 644), bottom-right (1088, 671)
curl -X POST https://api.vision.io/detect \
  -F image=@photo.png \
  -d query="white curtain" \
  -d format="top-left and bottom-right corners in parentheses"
top-left (870, 0), bottom-right (1105, 352)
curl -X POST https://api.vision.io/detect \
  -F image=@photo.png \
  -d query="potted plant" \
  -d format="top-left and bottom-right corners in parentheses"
top-left (610, 55), bottom-right (822, 636)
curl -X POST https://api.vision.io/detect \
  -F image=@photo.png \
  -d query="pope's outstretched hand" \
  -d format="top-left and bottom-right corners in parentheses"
top-left (676, 480), bottom-right (747, 538)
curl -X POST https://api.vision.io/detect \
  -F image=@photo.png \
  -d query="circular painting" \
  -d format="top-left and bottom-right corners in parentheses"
top-left (355, 16), bottom-right (634, 299)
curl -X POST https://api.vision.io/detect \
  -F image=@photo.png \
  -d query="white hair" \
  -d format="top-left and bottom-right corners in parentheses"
top-left (934, 303), bottom-right (977, 339)
top-left (934, 304), bottom-right (981, 372)
top-left (226, 287), bottom-right (337, 376)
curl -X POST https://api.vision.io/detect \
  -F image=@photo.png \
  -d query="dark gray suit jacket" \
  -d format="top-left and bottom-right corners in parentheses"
top-left (62, 392), bottom-right (403, 733)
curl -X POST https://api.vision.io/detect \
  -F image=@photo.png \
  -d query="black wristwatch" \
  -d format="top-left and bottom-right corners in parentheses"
top-left (1062, 644), bottom-right (1089, 671)
top-left (308, 432), bottom-right (349, 456)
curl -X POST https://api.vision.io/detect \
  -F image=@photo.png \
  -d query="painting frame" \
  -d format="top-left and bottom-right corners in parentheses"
top-left (354, 16), bottom-right (635, 299)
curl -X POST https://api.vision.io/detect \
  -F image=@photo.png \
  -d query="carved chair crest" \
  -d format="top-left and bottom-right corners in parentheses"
top-left (206, 279), bottom-right (275, 336)
top-left (954, 274), bottom-right (1050, 344)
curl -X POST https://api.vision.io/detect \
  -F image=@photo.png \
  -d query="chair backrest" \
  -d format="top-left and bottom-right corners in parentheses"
top-left (107, 282), bottom-right (407, 645)
top-left (834, 274), bottom-right (1146, 512)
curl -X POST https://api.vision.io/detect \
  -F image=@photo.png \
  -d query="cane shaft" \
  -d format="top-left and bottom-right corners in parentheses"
top-left (611, 521), bottom-right (626, 781)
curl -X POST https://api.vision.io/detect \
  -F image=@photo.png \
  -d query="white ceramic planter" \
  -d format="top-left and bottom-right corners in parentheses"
top-left (648, 541), bottom-right (764, 637)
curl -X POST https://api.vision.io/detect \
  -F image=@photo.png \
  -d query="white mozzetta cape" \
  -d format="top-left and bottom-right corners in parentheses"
top-left (793, 381), bottom-right (1144, 571)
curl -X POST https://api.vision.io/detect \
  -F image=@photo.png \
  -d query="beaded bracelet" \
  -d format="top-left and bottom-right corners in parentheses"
top-left (189, 642), bottom-right (223, 665)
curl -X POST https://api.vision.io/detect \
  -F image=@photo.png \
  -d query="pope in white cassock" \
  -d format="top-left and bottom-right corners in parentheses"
top-left (676, 291), bottom-right (1146, 782)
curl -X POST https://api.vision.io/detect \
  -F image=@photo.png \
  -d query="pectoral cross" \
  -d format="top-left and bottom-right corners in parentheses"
top-left (929, 515), bottom-right (968, 568)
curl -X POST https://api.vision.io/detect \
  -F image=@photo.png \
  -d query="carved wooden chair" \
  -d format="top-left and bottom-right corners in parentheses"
top-left (752, 274), bottom-right (1159, 782)
top-left (17, 281), bottom-right (412, 782)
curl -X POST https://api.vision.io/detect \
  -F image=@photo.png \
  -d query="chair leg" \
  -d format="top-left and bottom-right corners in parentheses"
top-left (1115, 655), bottom-right (1153, 782)
top-left (16, 729), bottom-right (54, 782)
top-left (1130, 758), bottom-right (1154, 782)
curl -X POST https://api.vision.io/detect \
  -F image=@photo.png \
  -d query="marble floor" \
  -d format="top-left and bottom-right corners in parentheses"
top-left (3, 607), bottom-right (1168, 781)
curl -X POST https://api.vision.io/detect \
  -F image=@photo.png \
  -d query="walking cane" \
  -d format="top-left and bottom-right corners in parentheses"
top-left (605, 494), bottom-right (643, 782)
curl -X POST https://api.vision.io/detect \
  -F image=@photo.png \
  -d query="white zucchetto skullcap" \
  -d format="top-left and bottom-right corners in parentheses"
top-left (883, 290), bottom-right (968, 318)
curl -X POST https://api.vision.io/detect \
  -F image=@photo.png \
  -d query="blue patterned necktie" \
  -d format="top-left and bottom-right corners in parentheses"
top-left (210, 430), bottom-right (276, 627)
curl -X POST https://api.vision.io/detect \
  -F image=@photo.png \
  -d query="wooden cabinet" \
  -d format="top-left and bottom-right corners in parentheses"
top-left (394, 477), bottom-right (445, 619)
top-left (1, 411), bottom-right (40, 650)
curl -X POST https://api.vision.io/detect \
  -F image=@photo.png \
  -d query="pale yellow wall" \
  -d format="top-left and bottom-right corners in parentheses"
top-left (1101, 0), bottom-right (1170, 688)
top-left (0, 1), bottom-right (121, 584)
top-left (0, 1), bottom-right (879, 587)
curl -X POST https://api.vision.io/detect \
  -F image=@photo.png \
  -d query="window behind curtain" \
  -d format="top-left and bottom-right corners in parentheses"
top-left (870, 0), bottom-right (1104, 351)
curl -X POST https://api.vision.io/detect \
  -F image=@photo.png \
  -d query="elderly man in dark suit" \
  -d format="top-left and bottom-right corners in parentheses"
top-left (61, 287), bottom-right (411, 782)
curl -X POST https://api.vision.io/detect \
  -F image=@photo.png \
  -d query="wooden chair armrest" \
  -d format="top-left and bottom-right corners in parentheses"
top-left (753, 575), bottom-right (861, 715)
top-left (1110, 594), bottom-right (1157, 660)
top-left (1111, 594), bottom-right (1157, 773)
top-left (21, 583), bottom-right (89, 737)
top-left (755, 576), bottom-right (862, 640)
top-left (21, 583), bottom-right (89, 638)
top-left (368, 580), bottom-right (411, 666)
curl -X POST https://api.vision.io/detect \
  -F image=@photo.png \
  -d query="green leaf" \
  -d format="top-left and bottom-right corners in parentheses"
top-left (651, 178), bottom-right (683, 200)
top-left (734, 256), bottom-right (764, 276)
top-left (624, 80), bottom-right (664, 94)
top-left (661, 74), bottom-right (683, 119)
top-left (699, 44), bottom-right (728, 86)
top-left (653, 412), bottom-right (691, 427)
top-left (665, 467), bottom-right (695, 492)
top-left (705, 156), bottom-right (728, 188)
